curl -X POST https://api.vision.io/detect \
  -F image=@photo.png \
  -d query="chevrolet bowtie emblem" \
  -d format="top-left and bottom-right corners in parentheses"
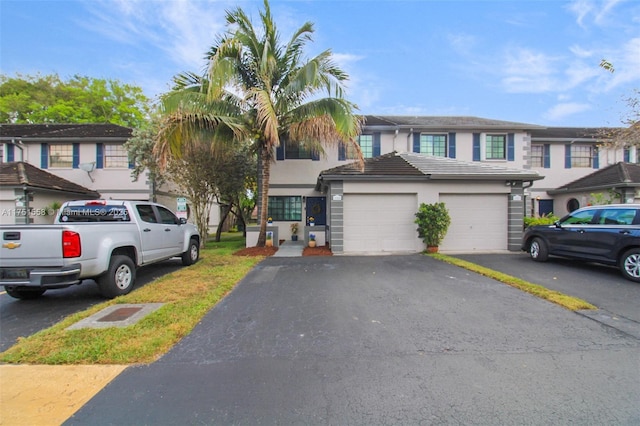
top-left (2, 242), bottom-right (21, 249)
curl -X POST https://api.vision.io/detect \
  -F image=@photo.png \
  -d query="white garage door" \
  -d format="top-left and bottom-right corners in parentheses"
top-left (343, 194), bottom-right (420, 254)
top-left (439, 194), bottom-right (507, 252)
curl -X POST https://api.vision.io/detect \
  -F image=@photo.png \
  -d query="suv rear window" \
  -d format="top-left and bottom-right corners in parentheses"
top-left (59, 205), bottom-right (131, 222)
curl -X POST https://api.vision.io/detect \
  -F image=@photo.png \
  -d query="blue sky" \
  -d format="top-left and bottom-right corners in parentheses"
top-left (1, 0), bottom-right (639, 127)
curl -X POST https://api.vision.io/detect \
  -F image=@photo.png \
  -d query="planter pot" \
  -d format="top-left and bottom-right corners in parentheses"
top-left (426, 246), bottom-right (439, 253)
top-left (266, 240), bottom-right (273, 247)
top-left (292, 235), bottom-right (298, 241)
top-left (308, 241), bottom-right (317, 248)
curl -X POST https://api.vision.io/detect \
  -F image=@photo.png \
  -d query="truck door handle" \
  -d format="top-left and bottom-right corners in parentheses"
top-left (164, 228), bottom-right (171, 232)
top-left (619, 230), bottom-right (631, 235)
top-left (577, 229), bottom-right (585, 233)
top-left (143, 228), bottom-right (151, 232)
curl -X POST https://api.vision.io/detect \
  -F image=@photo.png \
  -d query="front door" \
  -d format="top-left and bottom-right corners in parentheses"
top-left (306, 197), bottom-right (326, 225)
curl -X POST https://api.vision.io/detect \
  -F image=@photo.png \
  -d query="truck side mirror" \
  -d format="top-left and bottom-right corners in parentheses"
top-left (179, 218), bottom-right (187, 225)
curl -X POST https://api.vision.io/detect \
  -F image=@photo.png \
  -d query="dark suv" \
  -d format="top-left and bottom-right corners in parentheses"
top-left (521, 204), bottom-right (640, 282)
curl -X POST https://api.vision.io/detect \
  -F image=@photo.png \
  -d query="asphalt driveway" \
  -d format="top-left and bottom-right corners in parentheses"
top-left (454, 252), bottom-right (640, 324)
top-left (66, 255), bottom-right (640, 425)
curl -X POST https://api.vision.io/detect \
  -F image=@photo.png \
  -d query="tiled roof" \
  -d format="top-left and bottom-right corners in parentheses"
top-left (549, 162), bottom-right (640, 194)
top-left (363, 115), bottom-right (543, 130)
top-left (319, 152), bottom-right (543, 181)
top-left (530, 127), bottom-right (618, 140)
top-left (0, 162), bottom-right (100, 197)
top-left (0, 123), bottom-right (132, 139)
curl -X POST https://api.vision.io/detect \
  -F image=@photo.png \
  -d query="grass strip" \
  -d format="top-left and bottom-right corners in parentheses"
top-left (429, 253), bottom-right (597, 311)
top-left (0, 233), bottom-right (263, 365)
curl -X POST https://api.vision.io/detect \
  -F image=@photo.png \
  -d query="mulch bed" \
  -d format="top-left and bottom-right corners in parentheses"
top-left (233, 244), bottom-right (332, 257)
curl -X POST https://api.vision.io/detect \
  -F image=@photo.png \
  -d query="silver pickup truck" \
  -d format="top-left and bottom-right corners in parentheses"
top-left (0, 200), bottom-right (200, 299)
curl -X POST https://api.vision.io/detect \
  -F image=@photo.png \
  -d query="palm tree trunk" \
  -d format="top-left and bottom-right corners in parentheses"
top-left (257, 145), bottom-right (271, 247)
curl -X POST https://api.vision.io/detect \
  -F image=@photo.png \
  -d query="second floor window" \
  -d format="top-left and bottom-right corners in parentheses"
top-left (358, 135), bottom-right (373, 158)
top-left (486, 135), bottom-right (506, 160)
top-left (571, 145), bottom-right (593, 168)
top-left (105, 144), bottom-right (129, 168)
top-left (420, 134), bottom-right (447, 157)
top-left (530, 145), bottom-right (544, 167)
top-left (50, 144), bottom-right (73, 168)
top-left (285, 140), bottom-right (312, 159)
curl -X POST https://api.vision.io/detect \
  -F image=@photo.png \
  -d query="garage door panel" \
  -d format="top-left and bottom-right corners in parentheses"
top-left (440, 194), bottom-right (507, 252)
top-left (344, 194), bottom-right (420, 254)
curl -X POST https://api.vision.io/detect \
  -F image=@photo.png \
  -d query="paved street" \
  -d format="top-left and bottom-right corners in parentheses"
top-left (66, 255), bottom-right (640, 425)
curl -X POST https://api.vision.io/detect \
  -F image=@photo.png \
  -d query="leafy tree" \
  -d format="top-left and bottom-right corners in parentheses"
top-left (0, 73), bottom-right (150, 127)
top-left (124, 114), bottom-right (166, 200)
top-left (166, 143), bottom-right (220, 246)
top-left (597, 62), bottom-right (640, 149)
top-left (212, 144), bottom-right (257, 241)
top-left (156, 0), bottom-right (362, 246)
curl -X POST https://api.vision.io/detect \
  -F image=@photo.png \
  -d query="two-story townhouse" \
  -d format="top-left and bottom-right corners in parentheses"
top-left (527, 127), bottom-right (631, 217)
top-left (0, 124), bottom-right (221, 229)
top-left (0, 124), bottom-right (151, 224)
top-left (259, 115), bottom-right (545, 254)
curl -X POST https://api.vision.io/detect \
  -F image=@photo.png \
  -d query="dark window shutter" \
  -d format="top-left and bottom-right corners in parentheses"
top-left (7, 144), bottom-right (14, 162)
top-left (311, 148), bottom-right (319, 161)
top-left (72, 143), bottom-right (80, 168)
top-left (593, 147), bottom-right (599, 169)
top-left (507, 133), bottom-right (515, 161)
top-left (96, 144), bottom-right (104, 169)
top-left (276, 141), bottom-right (285, 161)
top-left (373, 133), bottom-right (381, 157)
top-left (338, 142), bottom-right (346, 161)
top-left (565, 144), bottom-right (571, 169)
top-left (624, 148), bottom-right (630, 162)
top-left (543, 144), bottom-right (550, 168)
top-left (413, 133), bottom-right (421, 153)
top-left (472, 133), bottom-right (481, 161)
top-left (448, 133), bottom-right (456, 158)
top-left (41, 144), bottom-right (48, 169)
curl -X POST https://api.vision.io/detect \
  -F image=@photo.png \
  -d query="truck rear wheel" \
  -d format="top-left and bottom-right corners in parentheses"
top-left (181, 238), bottom-right (200, 266)
top-left (98, 255), bottom-right (136, 298)
top-left (4, 286), bottom-right (46, 300)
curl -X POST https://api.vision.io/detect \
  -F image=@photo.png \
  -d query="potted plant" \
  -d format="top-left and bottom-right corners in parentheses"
top-left (308, 233), bottom-right (316, 248)
top-left (414, 202), bottom-right (451, 253)
top-left (290, 223), bottom-right (299, 241)
top-left (265, 231), bottom-right (273, 247)
top-left (308, 216), bottom-right (315, 226)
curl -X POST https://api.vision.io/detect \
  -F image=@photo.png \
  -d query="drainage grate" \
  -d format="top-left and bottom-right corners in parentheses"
top-left (97, 307), bottom-right (143, 322)
top-left (67, 303), bottom-right (164, 330)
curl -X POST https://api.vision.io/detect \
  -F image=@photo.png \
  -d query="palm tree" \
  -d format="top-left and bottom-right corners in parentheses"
top-left (157, 0), bottom-right (362, 246)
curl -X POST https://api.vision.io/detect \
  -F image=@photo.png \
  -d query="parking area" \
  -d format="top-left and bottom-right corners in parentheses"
top-left (453, 252), bottom-right (640, 324)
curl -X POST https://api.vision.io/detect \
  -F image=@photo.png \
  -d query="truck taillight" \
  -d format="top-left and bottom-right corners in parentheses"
top-left (62, 231), bottom-right (81, 258)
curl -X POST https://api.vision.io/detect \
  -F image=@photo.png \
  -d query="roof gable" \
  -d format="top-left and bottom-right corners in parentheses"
top-left (0, 162), bottom-right (100, 197)
top-left (319, 152), bottom-right (542, 181)
top-left (550, 162), bottom-right (640, 193)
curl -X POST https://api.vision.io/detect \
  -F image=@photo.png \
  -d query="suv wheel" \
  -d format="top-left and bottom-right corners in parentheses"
top-left (620, 248), bottom-right (640, 282)
top-left (529, 237), bottom-right (549, 262)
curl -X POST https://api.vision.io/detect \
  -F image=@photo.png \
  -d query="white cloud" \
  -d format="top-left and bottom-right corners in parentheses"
top-left (501, 47), bottom-right (558, 93)
top-left (567, 0), bottom-right (594, 28)
top-left (83, 0), bottom-right (230, 71)
top-left (569, 45), bottom-right (594, 58)
top-left (543, 102), bottom-right (592, 121)
top-left (446, 33), bottom-right (477, 55)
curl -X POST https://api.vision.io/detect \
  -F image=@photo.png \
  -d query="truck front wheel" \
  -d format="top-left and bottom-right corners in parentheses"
top-left (4, 286), bottom-right (46, 300)
top-left (98, 255), bottom-right (136, 298)
top-left (181, 238), bottom-right (200, 266)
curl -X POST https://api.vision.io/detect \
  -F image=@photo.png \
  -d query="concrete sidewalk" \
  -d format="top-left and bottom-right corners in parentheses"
top-left (272, 240), bottom-right (304, 257)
